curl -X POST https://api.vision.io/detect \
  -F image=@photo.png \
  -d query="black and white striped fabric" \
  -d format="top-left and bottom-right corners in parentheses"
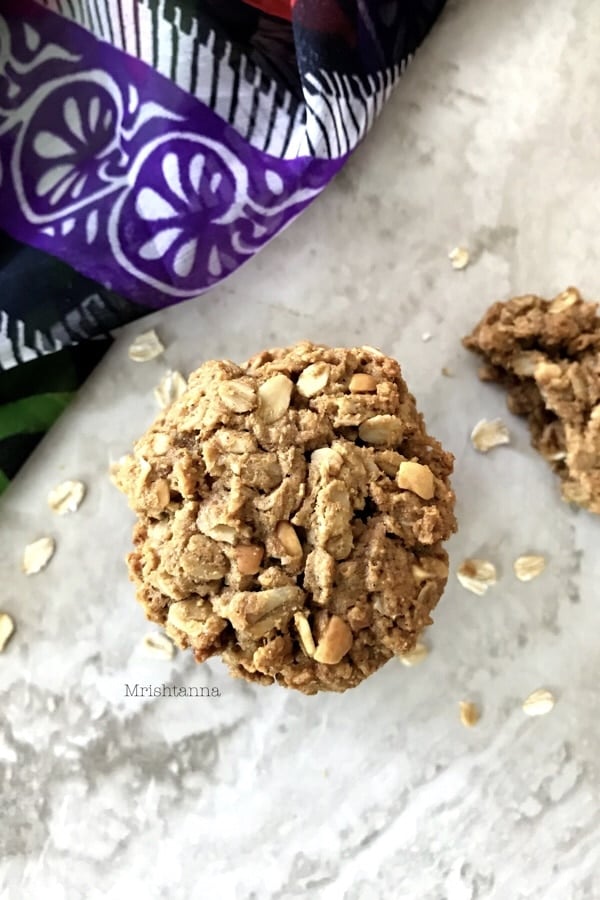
top-left (35, 0), bottom-right (437, 160)
top-left (298, 61), bottom-right (411, 158)
top-left (37, 0), bottom-right (307, 158)
top-left (0, 234), bottom-right (142, 372)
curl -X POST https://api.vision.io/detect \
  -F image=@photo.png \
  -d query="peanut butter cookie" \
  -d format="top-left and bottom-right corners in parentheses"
top-left (113, 342), bottom-right (456, 694)
top-left (464, 288), bottom-right (600, 514)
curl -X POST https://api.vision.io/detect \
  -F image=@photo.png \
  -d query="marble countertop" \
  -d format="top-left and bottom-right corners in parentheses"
top-left (2, 0), bottom-right (600, 897)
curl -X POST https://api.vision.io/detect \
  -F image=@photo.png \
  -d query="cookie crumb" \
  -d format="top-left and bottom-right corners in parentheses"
top-left (0, 613), bottom-right (15, 652)
top-left (399, 642), bottom-right (429, 666)
top-left (441, 367), bottom-right (453, 377)
top-left (154, 370), bottom-right (187, 409)
top-left (22, 537), bottom-right (55, 575)
top-left (47, 479), bottom-right (86, 515)
top-left (459, 700), bottom-right (480, 727)
top-left (128, 329), bottom-right (164, 362)
top-left (514, 555), bottom-right (546, 582)
top-left (457, 558), bottom-right (497, 596)
top-left (142, 632), bottom-right (175, 660)
top-left (448, 246), bottom-right (470, 270)
top-left (109, 455), bottom-right (130, 487)
top-left (471, 418), bottom-right (511, 453)
top-left (463, 289), bottom-right (600, 514)
top-left (522, 688), bottom-right (555, 717)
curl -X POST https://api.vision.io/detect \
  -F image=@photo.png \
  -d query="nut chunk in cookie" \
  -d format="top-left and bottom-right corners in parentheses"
top-left (464, 288), bottom-right (600, 514)
top-left (113, 342), bottom-right (457, 694)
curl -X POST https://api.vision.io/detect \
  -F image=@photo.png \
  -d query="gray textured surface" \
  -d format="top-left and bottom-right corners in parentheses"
top-left (2, 0), bottom-right (600, 897)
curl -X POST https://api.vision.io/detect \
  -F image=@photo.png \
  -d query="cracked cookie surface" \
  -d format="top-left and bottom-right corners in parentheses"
top-left (113, 342), bottom-right (456, 694)
top-left (464, 288), bottom-right (600, 514)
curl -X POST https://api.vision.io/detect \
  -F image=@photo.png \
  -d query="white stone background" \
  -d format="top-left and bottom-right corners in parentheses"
top-left (2, 0), bottom-right (600, 897)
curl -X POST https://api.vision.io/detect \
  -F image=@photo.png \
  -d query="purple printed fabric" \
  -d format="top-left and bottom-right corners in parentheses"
top-left (0, 1), bottom-right (343, 308)
top-left (0, 0), bottom-right (446, 490)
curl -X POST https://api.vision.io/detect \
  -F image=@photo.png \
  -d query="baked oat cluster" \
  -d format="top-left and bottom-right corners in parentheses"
top-left (464, 288), bottom-right (600, 514)
top-left (113, 342), bottom-right (456, 694)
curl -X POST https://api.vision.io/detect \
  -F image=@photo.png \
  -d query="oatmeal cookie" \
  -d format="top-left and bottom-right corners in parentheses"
top-left (113, 342), bottom-right (456, 694)
top-left (464, 288), bottom-right (600, 514)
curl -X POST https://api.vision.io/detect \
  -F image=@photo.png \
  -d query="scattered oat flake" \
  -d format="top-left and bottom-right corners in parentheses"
top-left (421, 332), bottom-right (432, 343)
top-left (142, 632), bottom-right (175, 660)
top-left (456, 559), bottom-right (497, 596)
top-left (399, 642), bottom-right (429, 666)
top-left (441, 367), bottom-right (453, 377)
top-left (522, 688), bottom-right (555, 717)
top-left (128, 329), bottom-right (164, 362)
top-left (47, 479), bottom-right (86, 515)
top-left (154, 369), bottom-right (187, 409)
top-left (459, 700), bottom-right (480, 728)
top-left (0, 613), bottom-right (15, 652)
top-left (108, 455), bottom-right (129, 487)
top-left (22, 537), bottom-right (55, 575)
top-left (514, 555), bottom-right (546, 582)
top-left (471, 418), bottom-right (511, 453)
top-left (448, 246), bottom-right (470, 270)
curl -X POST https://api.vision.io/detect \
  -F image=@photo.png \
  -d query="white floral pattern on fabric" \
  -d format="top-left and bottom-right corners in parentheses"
top-left (108, 133), bottom-right (325, 296)
top-left (9, 71), bottom-right (128, 224)
top-left (33, 94), bottom-right (118, 206)
top-left (0, 7), bottom-right (342, 304)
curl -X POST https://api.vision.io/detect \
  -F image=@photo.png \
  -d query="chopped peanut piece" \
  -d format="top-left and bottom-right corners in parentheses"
top-left (236, 544), bottom-right (264, 575)
top-left (397, 461), bottom-right (435, 500)
top-left (349, 373), bottom-right (377, 393)
top-left (313, 615), bottom-right (353, 664)
top-left (153, 479), bottom-right (171, 510)
top-left (358, 415), bottom-right (404, 445)
top-left (275, 521), bottom-right (303, 558)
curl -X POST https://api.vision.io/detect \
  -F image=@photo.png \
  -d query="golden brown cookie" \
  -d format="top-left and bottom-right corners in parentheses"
top-left (113, 342), bottom-right (456, 694)
top-left (464, 288), bottom-right (600, 514)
